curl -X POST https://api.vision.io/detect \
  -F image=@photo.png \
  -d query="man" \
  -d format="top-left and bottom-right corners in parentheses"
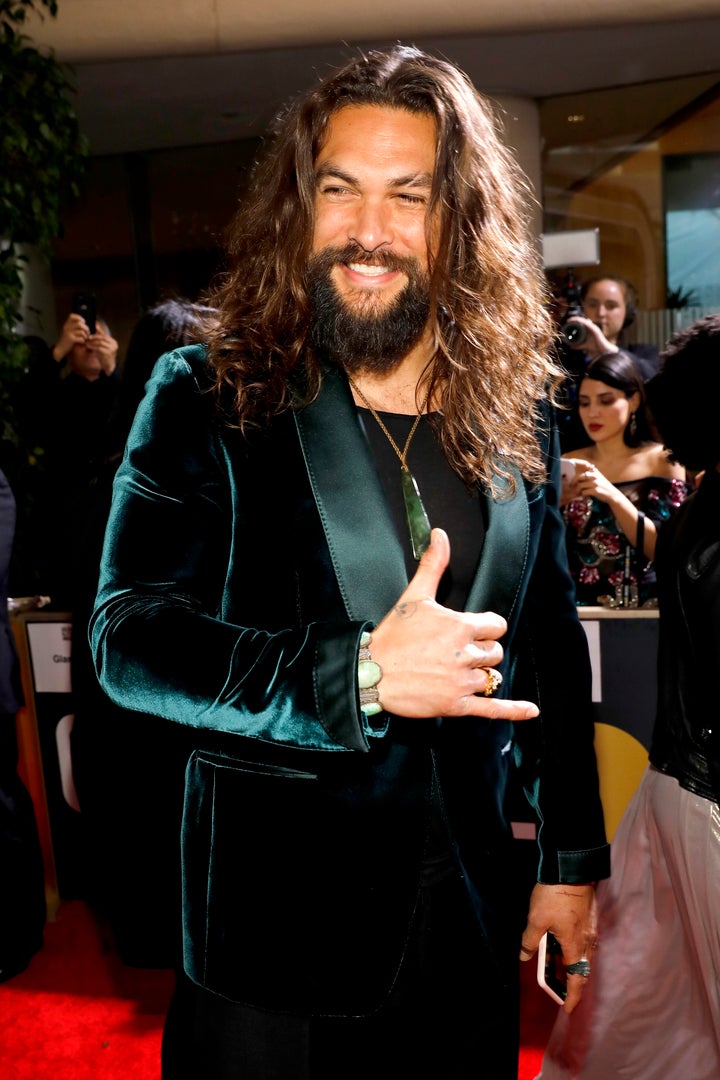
top-left (15, 309), bottom-right (119, 606)
top-left (17, 310), bottom-right (119, 455)
top-left (91, 46), bottom-right (609, 1079)
top-left (51, 308), bottom-right (119, 380)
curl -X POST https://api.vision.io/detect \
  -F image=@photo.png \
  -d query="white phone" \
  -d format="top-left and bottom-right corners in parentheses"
top-left (560, 459), bottom-right (576, 484)
top-left (537, 931), bottom-right (567, 1006)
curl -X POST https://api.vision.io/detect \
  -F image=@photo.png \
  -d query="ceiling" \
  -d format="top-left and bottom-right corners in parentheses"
top-left (25, 2), bottom-right (720, 163)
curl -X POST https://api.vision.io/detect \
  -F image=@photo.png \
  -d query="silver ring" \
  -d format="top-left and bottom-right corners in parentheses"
top-left (565, 958), bottom-right (591, 978)
top-left (480, 667), bottom-right (503, 697)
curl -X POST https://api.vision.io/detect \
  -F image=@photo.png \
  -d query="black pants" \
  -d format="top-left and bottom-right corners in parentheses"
top-left (162, 871), bottom-right (520, 1080)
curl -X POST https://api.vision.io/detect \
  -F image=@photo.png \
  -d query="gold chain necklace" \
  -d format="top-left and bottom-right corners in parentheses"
top-left (348, 375), bottom-right (433, 559)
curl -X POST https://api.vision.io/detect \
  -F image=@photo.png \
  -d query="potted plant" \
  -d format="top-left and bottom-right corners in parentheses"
top-left (1, 0), bottom-right (88, 589)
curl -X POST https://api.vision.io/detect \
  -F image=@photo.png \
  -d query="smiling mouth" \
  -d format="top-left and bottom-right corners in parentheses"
top-left (346, 262), bottom-right (394, 277)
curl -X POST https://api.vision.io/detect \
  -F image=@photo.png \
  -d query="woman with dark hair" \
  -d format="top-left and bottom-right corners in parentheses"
top-left (560, 351), bottom-right (688, 607)
top-left (103, 298), bottom-right (217, 465)
top-left (538, 313), bottom-right (720, 1080)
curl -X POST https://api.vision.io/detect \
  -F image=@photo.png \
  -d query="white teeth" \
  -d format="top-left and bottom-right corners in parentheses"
top-left (348, 263), bottom-right (389, 276)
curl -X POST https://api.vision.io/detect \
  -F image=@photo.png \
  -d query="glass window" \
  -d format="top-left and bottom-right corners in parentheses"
top-left (540, 74), bottom-right (720, 346)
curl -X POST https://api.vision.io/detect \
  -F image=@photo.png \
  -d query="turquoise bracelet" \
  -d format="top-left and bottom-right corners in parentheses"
top-left (358, 631), bottom-right (383, 717)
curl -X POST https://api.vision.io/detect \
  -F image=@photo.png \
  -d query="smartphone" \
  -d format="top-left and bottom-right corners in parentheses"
top-left (560, 459), bottom-right (576, 484)
top-left (72, 291), bottom-right (97, 335)
top-left (537, 931), bottom-right (567, 1005)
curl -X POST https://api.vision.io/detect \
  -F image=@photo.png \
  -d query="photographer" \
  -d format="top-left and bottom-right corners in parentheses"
top-left (14, 299), bottom-right (120, 608)
top-left (50, 309), bottom-right (119, 380)
top-left (549, 271), bottom-right (600, 453)
top-left (552, 272), bottom-right (656, 453)
top-left (563, 274), bottom-right (660, 376)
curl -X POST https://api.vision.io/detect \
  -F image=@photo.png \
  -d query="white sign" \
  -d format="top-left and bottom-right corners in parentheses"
top-left (541, 228), bottom-right (600, 270)
top-left (581, 620), bottom-right (602, 703)
top-left (27, 622), bottom-right (73, 694)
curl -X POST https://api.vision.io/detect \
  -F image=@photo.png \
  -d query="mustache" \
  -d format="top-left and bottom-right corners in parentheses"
top-left (306, 242), bottom-right (423, 278)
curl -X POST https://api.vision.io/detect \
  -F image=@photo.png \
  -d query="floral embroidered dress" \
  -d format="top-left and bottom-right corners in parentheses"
top-left (563, 476), bottom-right (690, 608)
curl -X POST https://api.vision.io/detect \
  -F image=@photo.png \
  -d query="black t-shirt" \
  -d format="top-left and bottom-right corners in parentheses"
top-left (358, 406), bottom-right (487, 885)
top-left (358, 408), bottom-right (485, 609)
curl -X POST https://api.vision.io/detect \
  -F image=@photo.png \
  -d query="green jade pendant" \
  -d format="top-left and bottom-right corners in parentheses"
top-left (400, 466), bottom-right (432, 559)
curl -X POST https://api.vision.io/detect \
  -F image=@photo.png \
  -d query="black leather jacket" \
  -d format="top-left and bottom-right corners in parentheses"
top-left (650, 467), bottom-right (720, 804)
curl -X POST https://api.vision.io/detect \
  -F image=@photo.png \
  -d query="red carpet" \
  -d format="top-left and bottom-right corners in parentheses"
top-left (0, 902), bottom-right (173, 1079)
top-left (519, 952), bottom-right (559, 1080)
top-left (0, 901), bottom-right (554, 1078)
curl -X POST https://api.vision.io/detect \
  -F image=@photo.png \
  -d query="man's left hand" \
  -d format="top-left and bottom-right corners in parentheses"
top-left (88, 325), bottom-right (119, 375)
top-left (519, 881), bottom-right (598, 1013)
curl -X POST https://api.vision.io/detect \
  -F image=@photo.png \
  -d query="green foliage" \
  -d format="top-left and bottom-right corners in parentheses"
top-left (0, 0), bottom-right (87, 473)
top-left (0, 1), bottom-right (59, 24)
top-left (1, 0), bottom-right (88, 251)
top-left (665, 285), bottom-right (701, 310)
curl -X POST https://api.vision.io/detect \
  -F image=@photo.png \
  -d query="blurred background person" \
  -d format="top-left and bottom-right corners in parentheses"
top-left (102, 297), bottom-right (215, 467)
top-left (580, 275), bottom-right (660, 378)
top-left (547, 270), bottom-right (593, 454)
top-left (539, 313), bottom-right (720, 1080)
top-left (560, 351), bottom-right (688, 608)
top-left (0, 465), bottom-right (46, 982)
top-left (14, 301), bottom-right (120, 610)
top-left (554, 274), bottom-right (660, 453)
top-left (562, 274), bottom-right (660, 378)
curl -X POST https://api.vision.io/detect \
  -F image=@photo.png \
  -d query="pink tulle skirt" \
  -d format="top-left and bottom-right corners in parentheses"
top-left (538, 766), bottom-right (720, 1079)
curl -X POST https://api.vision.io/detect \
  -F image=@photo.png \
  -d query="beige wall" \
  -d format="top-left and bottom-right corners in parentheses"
top-left (543, 91), bottom-right (720, 311)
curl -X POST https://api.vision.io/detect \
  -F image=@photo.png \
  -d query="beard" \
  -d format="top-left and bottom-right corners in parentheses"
top-left (307, 243), bottom-right (431, 376)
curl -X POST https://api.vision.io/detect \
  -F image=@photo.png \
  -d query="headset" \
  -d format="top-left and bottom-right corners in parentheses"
top-left (619, 278), bottom-right (638, 328)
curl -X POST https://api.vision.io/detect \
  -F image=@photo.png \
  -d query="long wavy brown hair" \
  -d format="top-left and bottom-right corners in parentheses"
top-left (203, 45), bottom-right (560, 494)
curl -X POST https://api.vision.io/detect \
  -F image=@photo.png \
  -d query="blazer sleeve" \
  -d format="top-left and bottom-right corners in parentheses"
top-left (512, 417), bottom-right (611, 885)
top-left (90, 347), bottom-right (378, 754)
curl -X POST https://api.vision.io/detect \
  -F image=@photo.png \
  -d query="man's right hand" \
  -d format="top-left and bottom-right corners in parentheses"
top-left (52, 313), bottom-right (91, 362)
top-left (369, 528), bottom-right (539, 721)
top-left (566, 316), bottom-right (617, 359)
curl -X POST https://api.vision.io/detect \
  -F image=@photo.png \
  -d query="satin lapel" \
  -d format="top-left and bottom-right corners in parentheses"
top-left (294, 367), bottom-right (409, 623)
top-left (465, 468), bottom-right (530, 623)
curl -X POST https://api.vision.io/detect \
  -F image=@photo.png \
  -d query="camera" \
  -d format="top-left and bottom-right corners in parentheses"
top-left (559, 276), bottom-right (587, 346)
top-left (541, 230), bottom-right (600, 351)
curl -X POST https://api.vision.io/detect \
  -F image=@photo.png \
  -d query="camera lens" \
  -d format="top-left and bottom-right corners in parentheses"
top-left (561, 320), bottom-right (587, 346)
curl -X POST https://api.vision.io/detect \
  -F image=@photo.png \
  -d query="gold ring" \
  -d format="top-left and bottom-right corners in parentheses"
top-left (480, 667), bottom-right (502, 697)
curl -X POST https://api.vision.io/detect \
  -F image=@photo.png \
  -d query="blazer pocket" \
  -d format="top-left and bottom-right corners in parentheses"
top-left (180, 747), bottom-right (414, 1016)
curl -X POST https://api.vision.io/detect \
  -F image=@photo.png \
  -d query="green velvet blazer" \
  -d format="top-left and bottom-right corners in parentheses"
top-left (91, 345), bottom-right (609, 1016)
